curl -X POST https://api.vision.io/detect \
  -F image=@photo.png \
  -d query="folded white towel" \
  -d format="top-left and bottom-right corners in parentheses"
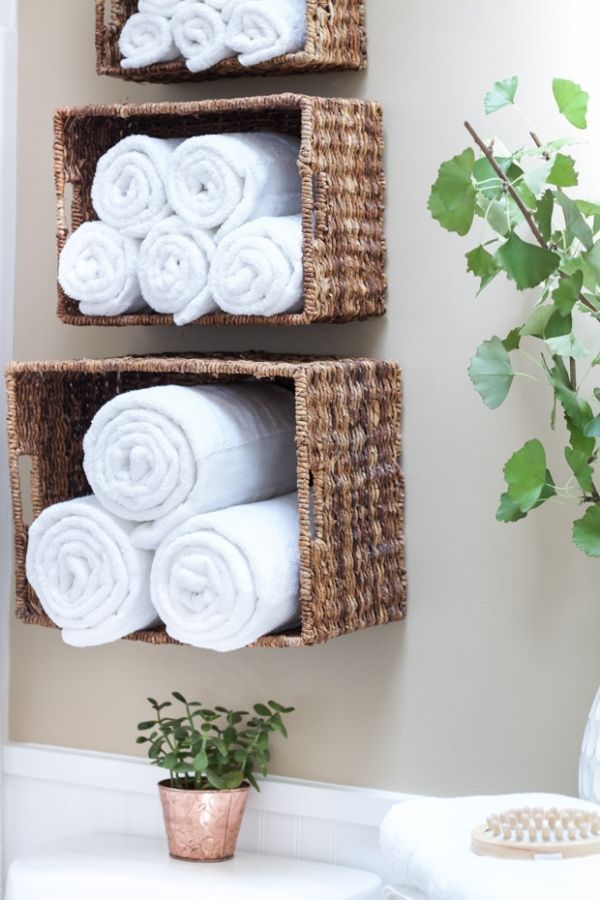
top-left (225, 0), bottom-right (307, 66)
top-left (172, 0), bottom-right (236, 73)
top-left (119, 13), bottom-right (180, 69)
top-left (210, 214), bottom-right (303, 316)
top-left (138, 215), bottom-right (217, 324)
top-left (25, 496), bottom-right (156, 647)
top-left (83, 383), bottom-right (297, 550)
top-left (58, 221), bottom-right (145, 316)
top-left (152, 493), bottom-right (300, 651)
top-left (380, 794), bottom-right (600, 900)
top-left (92, 135), bottom-right (182, 239)
top-left (166, 132), bottom-right (301, 238)
top-left (138, 0), bottom-right (185, 15)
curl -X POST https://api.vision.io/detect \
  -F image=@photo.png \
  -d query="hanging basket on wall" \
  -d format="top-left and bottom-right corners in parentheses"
top-left (96, 0), bottom-right (367, 83)
top-left (54, 94), bottom-right (386, 327)
top-left (6, 353), bottom-right (406, 649)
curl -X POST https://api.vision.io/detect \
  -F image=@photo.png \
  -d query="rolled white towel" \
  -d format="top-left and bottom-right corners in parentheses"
top-left (119, 13), bottom-right (180, 69)
top-left (152, 493), bottom-right (300, 651)
top-left (138, 0), bottom-right (185, 15)
top-left (210, 214), bottom-right (303, 316)
top-left (172, 0), bottom-right (236, 73)
top-left (92, 135), bottom-right (182, 239)
top-left (166, 132), bottom-right (301, 238)
top-left (83, 383), bottom-right (297, 550)
top-left (139, 216), bottom-right (217, 324)
top-left (225, 0), bottom-right (307, 67)
top-left (25, 496), bottom-right (156, 647)
top-left (58, 221), bottom-right (145, 316)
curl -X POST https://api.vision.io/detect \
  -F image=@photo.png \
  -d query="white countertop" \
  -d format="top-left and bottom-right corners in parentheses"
top-left (6, 833), bottom-right (384, 899)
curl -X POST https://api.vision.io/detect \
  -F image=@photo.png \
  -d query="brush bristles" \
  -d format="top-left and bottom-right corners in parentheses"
top-left (485, 807), bottom-right (600, 844)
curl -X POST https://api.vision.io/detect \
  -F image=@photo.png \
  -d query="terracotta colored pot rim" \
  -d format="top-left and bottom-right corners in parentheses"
top-left (158, 779), bottom-right (250, 795)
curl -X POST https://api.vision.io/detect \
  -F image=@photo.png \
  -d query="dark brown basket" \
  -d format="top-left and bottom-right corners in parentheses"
top-left (54, 94), bottom-right (386, 327)
top-left (6, 354), bottom-right (406, 649)
top-left (96, 0), bottom-right (367, 83)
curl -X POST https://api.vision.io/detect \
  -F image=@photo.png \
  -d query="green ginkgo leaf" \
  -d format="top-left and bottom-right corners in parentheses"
top-left (485, 76), bottom-right (519, 114)
top-left (573, 506), bottom-right (600, 557)
top-left (428, 148), bottom-right (476, 235)
top-left (468, 337), bottom-right (514, 409)
top-left (503, 439), bottom-right (549, 512)
top-left (553, 78), bottom-right (589, 129)
top-left (495, 232), bottom-right (560, 290)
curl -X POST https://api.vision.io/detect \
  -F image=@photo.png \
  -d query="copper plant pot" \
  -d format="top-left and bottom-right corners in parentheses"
top-left (158, 780), bottom-right (250, 862)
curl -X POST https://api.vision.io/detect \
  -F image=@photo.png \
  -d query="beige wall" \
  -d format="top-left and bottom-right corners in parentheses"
top-left (10, 0), bottom-right (600, 794)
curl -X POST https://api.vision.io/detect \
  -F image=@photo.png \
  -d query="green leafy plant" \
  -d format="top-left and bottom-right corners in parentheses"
top-left (136, 692), bottom-right (294, 791)
top-left (429, 76), bottom-right (600, 556)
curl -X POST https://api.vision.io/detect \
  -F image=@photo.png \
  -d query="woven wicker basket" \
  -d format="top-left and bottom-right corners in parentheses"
top-left (6, 354), bottom-right (406, 648)
top-left (54, 94), bottom-right (386, 327)
top-left (96, 0), bottom-right (367, 83)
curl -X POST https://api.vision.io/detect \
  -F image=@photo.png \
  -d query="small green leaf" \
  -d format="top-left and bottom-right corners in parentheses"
top-left (495, 232), bottom-right (560, 290)
top-left (545, 310), bottom-right (572, 339)
top-left (193, 750), bottom-right (209, 772)
top-left (428, 148), bottom-right (476, 235)
top-left (496, 492), bottom-right (528, 523)
top-left (535, 190), bottom-right (554, 242)
top-left (553, 78), bottom-right (589, 129)
top-left (548, 154), bottom-right (578, 188)
top-left (552, 271), bottom-right (583, 316)
top-left (585, 415), bottom-right (600, 438)
top-left (205, 771), bottom-right (226, 790)
top-left (569, 420), bottom-right (595, 456)
top-left (520, 304), bottom-right (554, 337)
top-left (485, 76), bottom-right (519, 114)
top-left (550, 358), bottom-right (593, 431)
top-left (545, 333), bottom-right (589, 359)
top-left (576, 200), bottom-right (600, 217)
top-left (171, 691), bottom-right (187, 703)
top-left (221, 770), bottom-right (246, 790)
top-left (565, 447), bottom-right (594, 493)
top-left (582, 242), bottom-right (600, 281)
top-left (555, 192), bottom-right (594, 251)
top-left (253, 704), bottom-right (271, 717)
top-left (523, 160), bottom-right (554, 198)
top-left (468, 337), bottom-right (514, 409)
top-left (503, 439), bottom-right (549, 512)
top-left (573, 506), bottom-right (600, 556)
top-left (502, 327), bottom-right (522, 352)
top-left (466, 245), bottom-right (499, 279)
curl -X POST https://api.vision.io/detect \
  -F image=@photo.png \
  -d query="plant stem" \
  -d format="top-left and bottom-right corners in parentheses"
top-left (465, 120), bottom-right (547, 245)
top-left (464, 120), bottom-right (594, 391)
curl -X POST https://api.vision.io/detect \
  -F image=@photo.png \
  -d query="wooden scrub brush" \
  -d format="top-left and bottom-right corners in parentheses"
top-left (471, 806), bottom-right (600, 860)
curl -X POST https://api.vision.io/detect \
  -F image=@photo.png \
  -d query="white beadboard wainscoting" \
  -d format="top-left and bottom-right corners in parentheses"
top-left (2, 743), bottom-right (408, 884)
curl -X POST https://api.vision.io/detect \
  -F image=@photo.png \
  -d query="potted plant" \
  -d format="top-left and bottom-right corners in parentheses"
top-left (429, 77), bottom-right (600, 802)
top-left (136, 692), bottom-right (294, 862)
top-left (429, 76), bottom-right (600, 556)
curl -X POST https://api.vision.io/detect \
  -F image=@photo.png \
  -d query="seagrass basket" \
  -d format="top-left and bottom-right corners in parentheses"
top-left (54, 94), bottom-right (386, 327)
top-left (6, 354), bottom-right (406, 649)
top-left (96, 0), bottom-right (367, 83)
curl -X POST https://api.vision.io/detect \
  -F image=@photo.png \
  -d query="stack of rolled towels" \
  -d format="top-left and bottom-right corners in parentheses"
top-left (26, 383), bottom-right (301, 651)
top-left (119, 0), bottom-right (307, 73)
top-left (58, 131), bottom-right (304, 322)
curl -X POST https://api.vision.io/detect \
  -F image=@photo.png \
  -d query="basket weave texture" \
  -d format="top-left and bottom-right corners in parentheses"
top-left (54, 94), bottom-right (386, 328)
top-left (96, 0), bottom-right (367, 82)
top-left (6, 354), bottom-right (406, 649)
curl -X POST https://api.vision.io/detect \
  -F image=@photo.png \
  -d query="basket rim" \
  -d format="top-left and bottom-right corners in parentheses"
top-left (53, 93), bottom-right (381, 120)
top-left (5, 354), bottom-right (397, 377)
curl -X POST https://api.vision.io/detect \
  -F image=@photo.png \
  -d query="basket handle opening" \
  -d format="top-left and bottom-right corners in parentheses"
top-left (15, 452), bottom-right (39, 529)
